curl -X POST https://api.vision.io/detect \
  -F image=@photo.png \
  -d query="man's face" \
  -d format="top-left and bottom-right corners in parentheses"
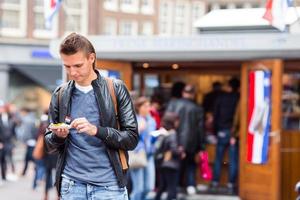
top-left (61, 51), bottom-right (95, 86)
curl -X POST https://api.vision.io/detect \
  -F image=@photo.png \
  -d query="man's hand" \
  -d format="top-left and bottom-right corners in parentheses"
top-left (50, 127), bottom-right (69, 138)
top-left (71, 117), bottom-right (97, 136)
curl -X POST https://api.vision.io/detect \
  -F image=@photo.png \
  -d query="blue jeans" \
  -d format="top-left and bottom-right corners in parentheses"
top-left (213, 129), bottom-right (239, 184)
top-left (33, 159), bottom-right (45, 189)
top-left (60, 176), bottom-right (128, 200)
top-left (145, 155), bottom-right (155, 193)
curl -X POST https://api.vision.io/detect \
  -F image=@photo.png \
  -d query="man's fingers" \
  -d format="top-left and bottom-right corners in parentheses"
top-left (71, 118), bottom-right (88, 128)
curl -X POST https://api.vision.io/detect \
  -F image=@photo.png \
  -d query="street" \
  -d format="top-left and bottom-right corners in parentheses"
top-left (0, 145), bottom-right (240, 200)
top-left (0, 161), bottom-right (57, 200)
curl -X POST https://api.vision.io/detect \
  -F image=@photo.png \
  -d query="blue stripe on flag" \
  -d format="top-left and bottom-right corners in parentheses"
top-left (287, 0), bottom-right (294, 7)
top-left (261, 71), bottom-right (271, 163)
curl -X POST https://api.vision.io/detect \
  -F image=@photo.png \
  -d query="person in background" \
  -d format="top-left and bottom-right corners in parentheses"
top-left (38, 111), bottom-right (59, 200)
top-left (211, 77), bottom-right (240, 194)
top-left (1, 103), bottom-right (18, 182)
top-left (166, 84), bottom-right (205, 195)
top-left (202, 81), bottom-right (223, 115)
top-left (130, 97), bottom-right (156, 200)
top-left (202, 82), bottom-right (223, 141)
top-left (17, 107), bottom-right (38, 176)
top-left (0, 100), bottom-right (7, 184)
top-left (5, 103), bottom-right (18, 179)
top-left (154, 112), bottom-right (184, 200)
top-left (150, 96), bottom-right (162, 130)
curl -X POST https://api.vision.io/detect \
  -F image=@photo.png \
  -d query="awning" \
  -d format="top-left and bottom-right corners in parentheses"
top-left (12, 64), bottom-right (62, 91)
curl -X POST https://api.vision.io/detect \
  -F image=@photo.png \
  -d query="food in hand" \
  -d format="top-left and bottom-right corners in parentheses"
top-left (49, 123), bottom-right (71, 129)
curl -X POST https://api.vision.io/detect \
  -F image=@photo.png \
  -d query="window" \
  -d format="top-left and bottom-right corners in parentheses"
top-left (103, 18), bottom-right (117, 35)
top-left (63, 0), bottom-right (87, 34)
top-left (141, 21), bottom-right (153, 35)
top-left (192, 2), bottom-right (205, 21)
top-left (33, 0), bottom-right (58, 38)
top-left (104, 0), bottom-right (118, 11)
top-left (192, 2), bottom-right (205, 34)
top-left (282, 73), bottom-right (300, 130)
top-left (0, 0), bottom-right (26, 37)
top-left (159, 21), bottom-right (168, 34)
top-left (176, 4), bottom-right (185, 18)
top-left (227, 3), bottom-right (236, 9)
top-left (3, 0), bottom-right (20, 4)
top-left (160, 1), bottom-right (168, 17)
top-left (119, 20), bottom-right (138, 35)
top-left (120, 0), bottom-right (138, 13)
top-left (174, 22), bottom-right (184, 35)
top-left (144, 74), bottom-right (159, 96)
top-left (141, 0), bottom-right (154, 15)
top-left (159, 0), bottom-right (172, 35)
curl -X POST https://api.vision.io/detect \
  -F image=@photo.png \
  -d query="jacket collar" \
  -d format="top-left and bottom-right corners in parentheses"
top-left (91, 69), bottom-right (105, 88)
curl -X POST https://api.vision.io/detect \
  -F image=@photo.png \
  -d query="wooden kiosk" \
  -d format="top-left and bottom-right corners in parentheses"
top-left (95, 58), bottom-right (299, 200)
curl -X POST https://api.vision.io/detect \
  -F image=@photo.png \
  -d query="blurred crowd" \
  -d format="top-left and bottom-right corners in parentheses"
top-left (0, 77), bottom-right (240, 200)
top-left (128, 77), bottom-right (240, 200)
top-left (0, 101), bottom-right (57, 200)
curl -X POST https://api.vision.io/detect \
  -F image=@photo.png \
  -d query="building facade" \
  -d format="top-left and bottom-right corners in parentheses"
top-left (0, 0), bottom-right (269, 40)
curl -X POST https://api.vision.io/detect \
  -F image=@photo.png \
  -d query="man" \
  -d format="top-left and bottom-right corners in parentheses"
top-left (45, 33), bottom-right (138, 200)
top-left (211, 77), bottom-right (240, 194)
top-left (166, 84), bottom-right (204, 195)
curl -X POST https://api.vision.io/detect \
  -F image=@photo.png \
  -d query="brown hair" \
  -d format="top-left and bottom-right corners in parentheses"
top-left (60, 33), bottom-right (96, 69)
top-left (134, 96), bottom-right (149, 114)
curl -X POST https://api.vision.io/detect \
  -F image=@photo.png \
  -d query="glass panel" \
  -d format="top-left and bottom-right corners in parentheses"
top-left (34, 0), bottom-right (43, 7)
top-left (65, 15), bottom-right (81, 31)
top-left (282, 73), bottom-right (300, 130)
top-left (65, 0), bottom-right (81, 9)
top-left (144, 74), bottom-right (159, 96)
top-left (1, 10), bottom-right (19, 28)
top-left (3, 0), bottom-right (20, 4)
top-left (34, 12), bottom-right (46, 30)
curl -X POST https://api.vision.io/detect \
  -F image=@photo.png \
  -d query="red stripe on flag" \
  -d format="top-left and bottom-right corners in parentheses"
top-left (263, 0), bottom-right (273, 23)
top-left (51, 0), bottom-right (56, 8)
top-left (247, 71), bottom-right (255, 162)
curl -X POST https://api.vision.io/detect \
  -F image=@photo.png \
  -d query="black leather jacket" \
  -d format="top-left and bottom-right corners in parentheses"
top-left (44, 71), bottom-right (138, 194)
top-left (167, 98), bottom-right (204, 154)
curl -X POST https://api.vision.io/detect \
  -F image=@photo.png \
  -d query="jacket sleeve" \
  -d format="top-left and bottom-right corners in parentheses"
top-left (44, 86), bottom-right (67, 154)
top-left (95, 80), bottom-right (139, 151)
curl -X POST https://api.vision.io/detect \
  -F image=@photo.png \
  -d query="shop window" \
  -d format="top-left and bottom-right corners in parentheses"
top-left (282, 73), bottom-right (300, 130)
top-left (144, 74), bottom-right (159, 96)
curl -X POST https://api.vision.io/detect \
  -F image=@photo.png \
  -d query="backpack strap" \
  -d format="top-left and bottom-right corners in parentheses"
top-left (105, 77), bottom-right (129, 170)
top-left (58, 84), bottom-right (65, 122)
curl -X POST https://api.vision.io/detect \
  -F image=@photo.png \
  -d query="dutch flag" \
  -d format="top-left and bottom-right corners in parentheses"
top-left (44, 0), bottom-right (62, 29)
top-left (247, 70), bottom-right (272, 164)
top-left (263, 0), bottom-right (294, 31)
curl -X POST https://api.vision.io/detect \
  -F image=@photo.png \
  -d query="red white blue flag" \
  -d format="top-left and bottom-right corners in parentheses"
top-left (247, 70), bottom-right (272, 164)
top-left (44, 0), bottom-right (62, 29)
top-left (263, 0), bottom-right (294, 31)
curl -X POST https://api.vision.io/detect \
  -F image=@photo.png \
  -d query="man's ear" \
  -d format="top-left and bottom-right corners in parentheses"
top-left (88, 53), bottom-right (96, 63)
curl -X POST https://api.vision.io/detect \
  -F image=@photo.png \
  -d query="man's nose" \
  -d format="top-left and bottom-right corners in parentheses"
top-left (69, 68), bottom-right (77, 76)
